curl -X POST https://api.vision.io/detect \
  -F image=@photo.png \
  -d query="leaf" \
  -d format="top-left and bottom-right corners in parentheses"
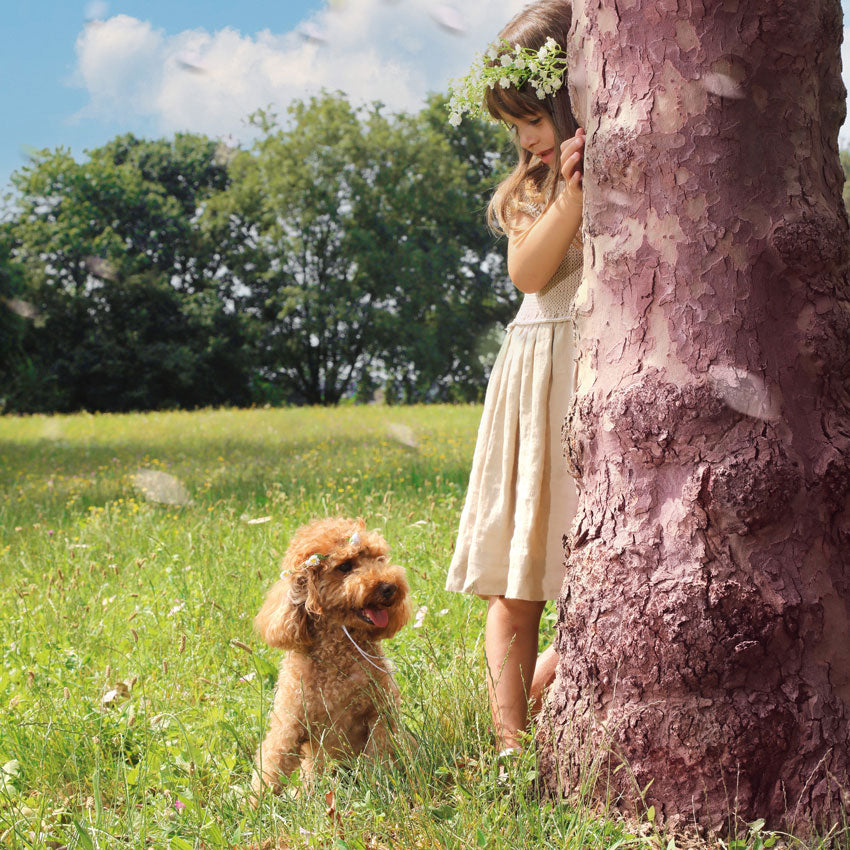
top-left (202, 820), bottom-right (225, 848)
top-left (73, 820), bottom-right (95, 850)
top-left (646, 805), bottom-right (655, 822)
top-left (253, 654), bottom-right (278, 680)
top-left (170, 838), bottom-right (194, 850)
top-left (430, 804), bottom-right (457, 821)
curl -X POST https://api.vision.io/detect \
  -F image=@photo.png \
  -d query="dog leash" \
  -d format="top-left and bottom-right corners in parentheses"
top-left (341, 626), bottom-right (396, 674)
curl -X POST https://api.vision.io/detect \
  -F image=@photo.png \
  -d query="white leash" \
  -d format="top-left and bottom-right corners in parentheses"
top-left (341, 625), bottom-right (395, 674)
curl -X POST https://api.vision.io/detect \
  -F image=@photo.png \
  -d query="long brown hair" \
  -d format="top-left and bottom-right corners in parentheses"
top-left (485, 0), bottom-right (578, 234)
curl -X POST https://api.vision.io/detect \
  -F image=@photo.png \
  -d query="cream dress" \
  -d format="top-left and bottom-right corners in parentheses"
top-left (445, 217), bottom-right (582, 602)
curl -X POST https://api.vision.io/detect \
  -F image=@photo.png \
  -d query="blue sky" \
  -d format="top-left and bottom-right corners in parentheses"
top-left (1, 0), bottom-right (320, 192)
top-left (2, 0), bottom-right (849, 198)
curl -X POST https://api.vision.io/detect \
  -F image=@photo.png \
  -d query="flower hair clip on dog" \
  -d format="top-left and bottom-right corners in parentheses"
top-left (280, 552), bottom-right (327, 580)
top-left (447, 36), bottom-right (567, 125)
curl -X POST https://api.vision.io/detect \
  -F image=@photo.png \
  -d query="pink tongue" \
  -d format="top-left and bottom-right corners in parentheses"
top-left (364, 608), bottom-right (389, 628)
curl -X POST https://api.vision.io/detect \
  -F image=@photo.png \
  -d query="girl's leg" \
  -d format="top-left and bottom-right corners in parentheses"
top-left (484, 596), bottom-right (545, 752)
top-left (529, 644), bottom-right (558, 716)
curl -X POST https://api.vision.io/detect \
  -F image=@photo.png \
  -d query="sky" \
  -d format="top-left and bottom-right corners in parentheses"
top-left (2, 0), bottom-right (850, 197)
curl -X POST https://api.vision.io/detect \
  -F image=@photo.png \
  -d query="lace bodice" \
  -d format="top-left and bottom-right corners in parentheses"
top-left (508, 241), bottom-right (583, 326)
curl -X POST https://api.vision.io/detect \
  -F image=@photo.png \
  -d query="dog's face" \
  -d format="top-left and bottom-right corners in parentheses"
top-left (255, 518), bottom-right (410, 650)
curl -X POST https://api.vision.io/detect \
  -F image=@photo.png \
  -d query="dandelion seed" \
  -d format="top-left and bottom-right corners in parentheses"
top-left (132, 470), bottom-right (190, 506)
top-left (168, 601), bottom-right (185, 617)
top-left (707, 364), bottom-right (781, 420)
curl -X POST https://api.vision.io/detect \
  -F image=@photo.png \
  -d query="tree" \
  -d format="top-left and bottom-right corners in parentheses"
top-left (207, 92), bottom-right (517, 405)
top-left (8, 135), bottom-right (253, 412)
top-left (539, 0), bottom-right (850, 833)
top-left (0, 222), bottom-right (29, 406)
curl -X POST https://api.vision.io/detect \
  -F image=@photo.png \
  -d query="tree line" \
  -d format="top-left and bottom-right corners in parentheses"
top-left (0, 93), bottom-right (517, 413)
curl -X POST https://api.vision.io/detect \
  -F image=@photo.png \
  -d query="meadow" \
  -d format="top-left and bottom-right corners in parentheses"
top-left (0, 407), bottom-right (833, 849)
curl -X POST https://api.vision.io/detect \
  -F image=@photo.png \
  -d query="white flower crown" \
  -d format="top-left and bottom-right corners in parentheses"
top-left (447, 37), bottom-right (567, 126)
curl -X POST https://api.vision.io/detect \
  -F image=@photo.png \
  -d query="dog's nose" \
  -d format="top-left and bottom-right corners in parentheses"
top-left (377, 582), bottom-right (397, 603)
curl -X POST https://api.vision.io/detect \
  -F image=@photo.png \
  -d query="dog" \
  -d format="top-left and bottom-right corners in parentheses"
top-left (251, 517), bottom-right (410, 796)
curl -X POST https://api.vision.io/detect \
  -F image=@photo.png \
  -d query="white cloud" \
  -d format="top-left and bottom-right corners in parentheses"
top-left (72, 1), bottom-right (526, 140)
top-left (72, 7), bottom-right (850, 146)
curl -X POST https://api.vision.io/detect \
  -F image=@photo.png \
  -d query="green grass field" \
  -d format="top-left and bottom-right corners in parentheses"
top-left (0, 407), bottom-right (838, 849)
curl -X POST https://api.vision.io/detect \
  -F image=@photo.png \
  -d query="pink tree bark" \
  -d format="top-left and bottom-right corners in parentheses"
top-left (540, 0), bottom-right (850, 832)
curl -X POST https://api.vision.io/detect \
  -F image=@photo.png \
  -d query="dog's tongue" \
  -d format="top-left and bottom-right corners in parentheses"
top-left (363, 608), bottom-right (389, 628)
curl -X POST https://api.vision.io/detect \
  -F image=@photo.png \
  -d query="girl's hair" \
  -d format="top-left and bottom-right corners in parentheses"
top-left (486, 0), bottom-right (578, 234)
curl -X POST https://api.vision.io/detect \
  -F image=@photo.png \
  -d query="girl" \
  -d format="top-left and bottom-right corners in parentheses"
top-left (445, 0), bottom-right (584, 755)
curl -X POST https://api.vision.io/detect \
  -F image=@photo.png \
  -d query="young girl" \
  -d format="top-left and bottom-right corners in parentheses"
top-left (445, 0), bottom-right (584, 755)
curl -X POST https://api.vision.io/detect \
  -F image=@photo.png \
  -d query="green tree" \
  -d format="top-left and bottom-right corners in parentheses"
top-left (8, 135), bottom-right (253, 412)
top-left (0, 222), bottom-right (29, 407)
top-left (207, 92), bottom-right (516, 405)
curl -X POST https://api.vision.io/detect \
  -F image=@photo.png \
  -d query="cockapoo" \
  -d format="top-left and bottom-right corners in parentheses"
top-left (251, 517), bottom-right (410, 796)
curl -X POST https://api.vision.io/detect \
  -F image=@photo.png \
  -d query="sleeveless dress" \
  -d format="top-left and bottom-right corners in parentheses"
top-left (445, 214), bottom-right (583, 602)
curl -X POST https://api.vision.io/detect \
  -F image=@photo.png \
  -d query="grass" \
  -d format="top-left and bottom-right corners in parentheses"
top-left (0, 406), bottom-right (844, 849)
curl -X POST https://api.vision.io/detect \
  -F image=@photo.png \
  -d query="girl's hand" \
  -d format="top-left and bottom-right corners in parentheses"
top-left (560, 127), bottom-right (585, 205)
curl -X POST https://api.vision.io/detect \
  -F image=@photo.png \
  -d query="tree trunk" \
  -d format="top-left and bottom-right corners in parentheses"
top-left (539, 0), bottom-right (850, 833)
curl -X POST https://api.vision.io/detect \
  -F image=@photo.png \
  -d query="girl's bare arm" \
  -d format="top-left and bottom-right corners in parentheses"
top-left (507, 132), bottom-right (584, 294)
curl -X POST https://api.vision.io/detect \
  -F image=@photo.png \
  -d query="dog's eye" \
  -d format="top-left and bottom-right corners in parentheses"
top-left (336, 560), bottom-right (355, 574)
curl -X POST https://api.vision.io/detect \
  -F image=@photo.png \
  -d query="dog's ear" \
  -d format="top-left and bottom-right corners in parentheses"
top-left (254, 573), bottom-right (315, 649)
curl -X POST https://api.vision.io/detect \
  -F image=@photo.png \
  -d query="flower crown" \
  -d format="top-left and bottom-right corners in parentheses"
top-left (447, 37), bottom-right (567, 126)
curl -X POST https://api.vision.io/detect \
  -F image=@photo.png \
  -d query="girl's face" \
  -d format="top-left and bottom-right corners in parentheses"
top-left (503, 111), bottom-right (557, 168)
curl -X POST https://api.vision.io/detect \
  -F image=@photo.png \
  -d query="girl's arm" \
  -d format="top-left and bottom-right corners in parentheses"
top-left (507, 132), bottom-right (584, 294)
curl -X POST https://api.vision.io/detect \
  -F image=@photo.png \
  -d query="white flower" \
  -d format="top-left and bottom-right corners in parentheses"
top-left (538, 46), bottom-right (548, 60)
top-left (499, 76), bottom-right (510, 88)
top-left (515, 57), bottom-right (527, 70)
top-left (546, 37), bottom-right (558, 48)
top-left (536, 89), bottom-right (547, 99)
top-left (349, 531), bottom-right (361, 546)
top-left (487, 45), bottom-right (498, 60)
top-left (552, 79), bottom-right (563, 90)
top-left (500, 54), bottom-right (512, 66)
top-left (304, 554), bottom-right (322, 567)
top-left (449, 113), bottom-right (462, 127)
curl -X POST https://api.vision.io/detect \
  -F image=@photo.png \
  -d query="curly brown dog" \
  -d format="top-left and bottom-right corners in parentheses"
top-left (251, 517), bottom-right (410, 796)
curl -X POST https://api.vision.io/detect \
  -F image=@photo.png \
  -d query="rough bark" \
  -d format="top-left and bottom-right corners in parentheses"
top-left (539, 0), bottom-right (850, 833)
